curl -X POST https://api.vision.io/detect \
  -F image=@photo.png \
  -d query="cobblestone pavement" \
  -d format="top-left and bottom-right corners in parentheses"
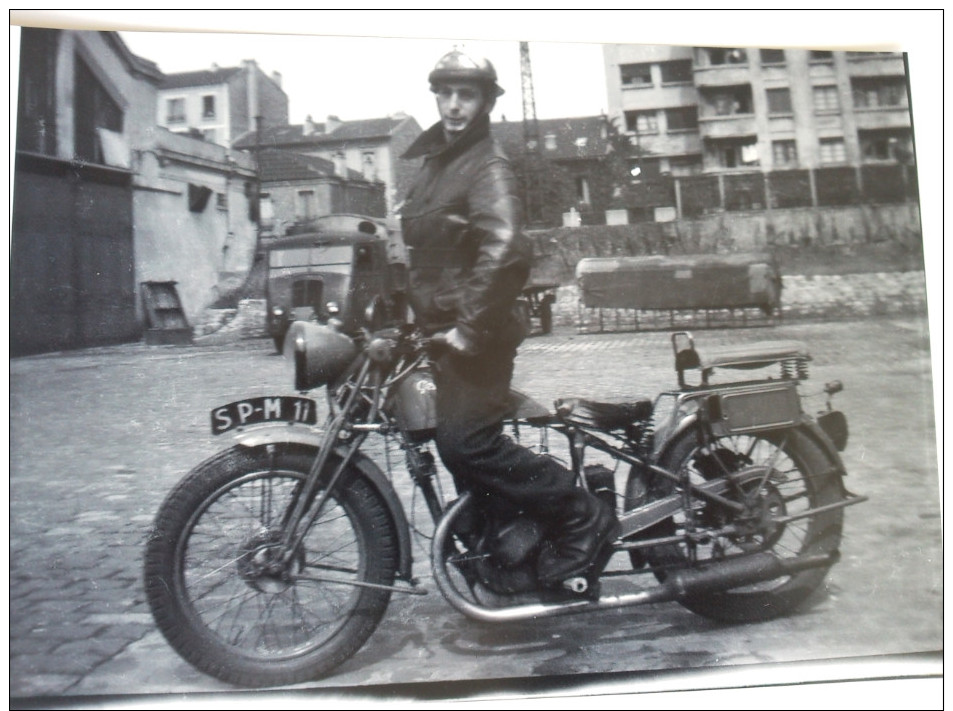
top-left (9, 317), bottom-right (942, 708)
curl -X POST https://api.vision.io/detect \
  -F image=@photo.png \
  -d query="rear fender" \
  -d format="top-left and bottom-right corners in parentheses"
top-left (233, 427), bottom-right (415, 582)
top-left (656, 413), bottom-right (847, 486)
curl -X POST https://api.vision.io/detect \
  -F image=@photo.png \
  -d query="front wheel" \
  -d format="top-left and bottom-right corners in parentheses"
top-left (632, 427), bottom-right (844, 623)
top-left (143, 444), bottom-right (398, 687)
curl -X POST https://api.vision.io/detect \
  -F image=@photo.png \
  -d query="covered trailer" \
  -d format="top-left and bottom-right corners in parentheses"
top-left (576, 252), bottom-right (781, 332)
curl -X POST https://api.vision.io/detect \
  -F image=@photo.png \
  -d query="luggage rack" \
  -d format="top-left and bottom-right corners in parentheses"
top-left (671, 331), bottom-right (810, 389)
top-left (577, 305), bottom-right (778, 334)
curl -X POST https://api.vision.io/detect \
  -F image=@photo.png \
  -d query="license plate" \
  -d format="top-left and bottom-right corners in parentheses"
top-left (211, 396), bottom-right (318, 435)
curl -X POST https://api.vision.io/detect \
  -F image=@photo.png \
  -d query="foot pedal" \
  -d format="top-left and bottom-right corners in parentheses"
top-left (563, 577), bottom-right (589, 594)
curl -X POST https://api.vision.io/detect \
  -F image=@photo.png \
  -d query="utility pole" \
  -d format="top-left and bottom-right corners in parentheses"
top-left (519, 41), bottom-right (544, 226)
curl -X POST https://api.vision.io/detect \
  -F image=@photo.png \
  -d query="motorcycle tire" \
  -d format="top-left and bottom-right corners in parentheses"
top-left (628, 427), bottom-right (844, 623)
top-left (143, 443), bottom-right (399, 687)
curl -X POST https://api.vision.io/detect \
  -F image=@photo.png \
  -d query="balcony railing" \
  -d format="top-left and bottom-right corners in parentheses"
top-left (697, 114), bottom-right (757, 139)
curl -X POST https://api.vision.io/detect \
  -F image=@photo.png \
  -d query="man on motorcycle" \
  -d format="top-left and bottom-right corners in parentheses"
top-left (399, 48), bottom-right (620, 589)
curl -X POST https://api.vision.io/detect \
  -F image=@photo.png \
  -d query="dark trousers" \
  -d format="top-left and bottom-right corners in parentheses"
top-left (432, 343), bottom-right (576, 519)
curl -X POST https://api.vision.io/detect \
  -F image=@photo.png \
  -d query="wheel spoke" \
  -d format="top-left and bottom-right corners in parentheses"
top-left (177, 470), bottom-right (365, 658)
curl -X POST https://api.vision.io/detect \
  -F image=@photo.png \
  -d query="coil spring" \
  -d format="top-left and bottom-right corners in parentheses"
top-left (782, 358), bottom-right (794, 380)
top-left (637, 417), bottom-right (655, 455)
top-left (781, 357), bottom-right (810, 380)
top-left (797, 358), bottom-right (809, 380)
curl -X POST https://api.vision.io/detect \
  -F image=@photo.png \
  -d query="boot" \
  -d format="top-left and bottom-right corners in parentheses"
top-left (536, 491), bottom-right (620, 588)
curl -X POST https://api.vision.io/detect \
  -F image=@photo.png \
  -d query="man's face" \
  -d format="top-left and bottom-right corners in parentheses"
top-left (434, 81), bottom-right (486, 136)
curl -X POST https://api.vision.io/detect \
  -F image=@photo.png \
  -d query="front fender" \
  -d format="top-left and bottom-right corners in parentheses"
top-left (231, 426), bottom-right (415, 583)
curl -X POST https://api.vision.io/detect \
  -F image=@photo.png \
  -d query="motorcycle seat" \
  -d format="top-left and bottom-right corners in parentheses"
top-left (554, 397), bottom-right (653, 431)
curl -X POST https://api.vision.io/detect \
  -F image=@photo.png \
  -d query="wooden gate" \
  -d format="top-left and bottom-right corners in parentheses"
top-left (11, 155), bottom-right (139, 355)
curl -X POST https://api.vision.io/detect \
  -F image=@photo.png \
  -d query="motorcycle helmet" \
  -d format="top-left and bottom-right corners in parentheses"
top-left (284, 320), bottom-right (358, 391)
top-left (428, 48), bottom-right (505, 97)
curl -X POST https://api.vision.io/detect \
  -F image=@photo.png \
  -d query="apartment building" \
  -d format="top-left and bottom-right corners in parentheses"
top-left (603, 44), bottom-right (914, 177)
top-left (157, 60), bottom-right (289, 147)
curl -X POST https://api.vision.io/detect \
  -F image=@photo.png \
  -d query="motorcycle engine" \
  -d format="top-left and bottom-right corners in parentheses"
top-left (470, 513), bottom-right (547, 595)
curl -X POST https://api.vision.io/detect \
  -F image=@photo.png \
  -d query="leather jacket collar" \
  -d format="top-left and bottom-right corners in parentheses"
top-left (402, 113), bottom-right (492, 161)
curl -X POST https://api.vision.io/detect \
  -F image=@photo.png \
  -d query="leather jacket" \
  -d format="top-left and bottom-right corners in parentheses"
top-left (400, 114), bottom-right (531, 350)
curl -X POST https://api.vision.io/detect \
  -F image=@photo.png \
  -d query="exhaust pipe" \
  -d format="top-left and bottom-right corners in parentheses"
top-left (661, 549), bottom-right (839, 599)
top-left (433, 545), bottom-right (839, 623)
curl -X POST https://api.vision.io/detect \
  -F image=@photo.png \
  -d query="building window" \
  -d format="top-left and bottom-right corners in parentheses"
top-left (707, 86), bottom-right (753, 116)
top-left (295, 189), bottom-right (317, 223)
top-left (166, 97), bottom-right (185, 124)
top-left (216, 192), bottom-right (228, 210)
top-left (859, 131), bottom-right (909, 162)
top-left (574, 136), bottom-right (588, 148)
top-left (620, 63), bottom-right (652, 86)
top-left (847, 51), bottom-right (899, 58)
top-left (665, 106), bottom-right (698, 131)
top-left (812, 85), bottom-right (840, 112)
top-left (73, 54), bottom-right (124, 164)
top-left (766, 88), bottom-right (793, 115)
top-left (810, 50), bottom-right (834, 63)
top-left (202, 95), bottom-right (216, 119)
top-left (16, 28), bottom-right (58, 155)
top-left (705, 47), bottom-right (747, 66)
top-left (259, 193), bottom-right (275, 227)
top-left (715, 140), bottom-right (759, 169)
top-left (860, 135), bottom-right (891, 161)
top-left (544, 133), bottom-right (557, 150)
top-left (772, 140), bottom-right (798, 167)
top-left (851, 78), bottom-right (907, 109)
top-left (575, 176), bottom-right (590, 204)
top-left (819, 137), bottom-right (847, 164)
top-left (624, 110), bottom-right (658, 134)
top-left (760, 48), bottom-right (786, 65)
top-left (660, 59), bottom-right (692, 84)
top-left (362, 150), bottom-right (377, 180)
top-left (669, 156), bottom-right (703, 176)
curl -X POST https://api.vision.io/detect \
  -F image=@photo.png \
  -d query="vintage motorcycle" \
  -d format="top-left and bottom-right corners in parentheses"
top-left (143, 310), bottom-right (866, 688)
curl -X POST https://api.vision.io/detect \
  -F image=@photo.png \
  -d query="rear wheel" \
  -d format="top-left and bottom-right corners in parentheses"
top-left (631, 428), bottom-right (844, 622)
top-left (143, 444), bottom-right (398, 687)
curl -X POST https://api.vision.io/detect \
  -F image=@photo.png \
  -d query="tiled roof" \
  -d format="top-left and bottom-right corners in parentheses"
top-left (257, 148), bottom-right (334, 182)
top-left (256, 148), bottom-right (364, 182)
top-left (492, 115), bottom-right (613, 161)
top-left (234, 116), bottom-right (409, 150)
top-left (159, 67), bottom-right (243, 90)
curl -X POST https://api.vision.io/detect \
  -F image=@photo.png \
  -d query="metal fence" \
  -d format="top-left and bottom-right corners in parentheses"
top-left (633, 163), bottom-right (917, 221)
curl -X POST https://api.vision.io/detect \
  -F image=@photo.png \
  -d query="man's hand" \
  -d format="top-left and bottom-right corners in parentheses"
top-left (442, 327), bottom-right (478, 356)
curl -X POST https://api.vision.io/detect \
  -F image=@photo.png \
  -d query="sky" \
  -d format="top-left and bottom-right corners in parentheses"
top-left (115, 31), bottom-right (609, 128)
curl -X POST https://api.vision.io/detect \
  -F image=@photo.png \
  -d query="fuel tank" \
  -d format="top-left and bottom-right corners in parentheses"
top-left (391, 369), bottom-right (438, 440)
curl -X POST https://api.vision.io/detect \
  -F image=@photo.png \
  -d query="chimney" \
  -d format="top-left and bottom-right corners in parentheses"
top-left (303, 115), bottom-right (318, 136)
top-left (243, 60), bottom-right (259, 131)
top-left (271, 70), bottom-right (282, 88)
top-left (326, 115), bottom-right (342, 133)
